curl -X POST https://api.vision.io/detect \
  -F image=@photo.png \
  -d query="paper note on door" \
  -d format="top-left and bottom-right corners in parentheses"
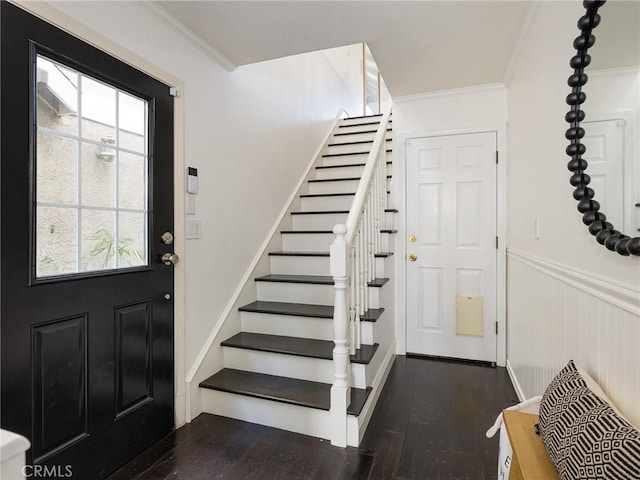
top-left (456, 295), bottom-right (484, 337)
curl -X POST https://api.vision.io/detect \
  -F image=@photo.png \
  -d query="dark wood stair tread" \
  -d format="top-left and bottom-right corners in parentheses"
top-left (238, 301), bottom-right (385, 323)
top-left (316, 161), bottom-right (391, 170)
top-left (221, 332), bottom-right (378, 364)
top-left (308, 177), bottom-right (361, 183)
top-left (322, 149), bottom-right (392, 158)
top-left (200, 368), bottom-right (371, 415)
top-left (328, 139), bottom-right (374, 147)
top-left (255, 273), bottom-right (390, 288)
top-left (385, 208), bottom-right (399, 213)
top-left (269, 250), bottom-right (392, 258)
top-left (334, 128), bottom-right (392, 137)
top-left (281, 229), bottom-right (394, 234)
top-left (255, 274), bottom-right (333, 285)
top-left (269, 251), bottom-right (330, 257)
top-left (299, 192), bottom-right (355, 198)
top-left (361, 308), bottom-right (385, 322)
top-left (239, 300), bottom-right (333, 318)
top-left (290, 210), bottom-right (349, 215)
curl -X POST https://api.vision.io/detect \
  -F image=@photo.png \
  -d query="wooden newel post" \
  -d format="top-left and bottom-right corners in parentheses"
top-left (330, 224), bottom-right (351, 447)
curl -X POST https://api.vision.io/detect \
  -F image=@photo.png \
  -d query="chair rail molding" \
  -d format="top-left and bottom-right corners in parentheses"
top-left (507, 248), bottom-right (640, 315)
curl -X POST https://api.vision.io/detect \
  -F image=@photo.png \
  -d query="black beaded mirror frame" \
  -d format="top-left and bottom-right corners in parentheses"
top-left (566, 0), bottom-right (640, 256)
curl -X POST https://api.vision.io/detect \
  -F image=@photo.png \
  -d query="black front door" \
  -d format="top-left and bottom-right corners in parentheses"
top-left (1, 3), bottom-right (175, 478)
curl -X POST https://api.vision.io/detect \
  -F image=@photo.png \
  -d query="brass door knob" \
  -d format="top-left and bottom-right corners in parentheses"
top-left (408, 254), bottom-right (417, 262)
top-left (409, 234), bottom-right (417, 243)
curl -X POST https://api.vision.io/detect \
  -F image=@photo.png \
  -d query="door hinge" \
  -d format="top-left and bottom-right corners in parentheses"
top-left (169, 87), bottom-right (180, 97)
top-left (495, 236), bottom-right (499, 249)
top-left (495, 151), bottom-right (499, 164)
top-left (496, 321), bottom-right (499, 335)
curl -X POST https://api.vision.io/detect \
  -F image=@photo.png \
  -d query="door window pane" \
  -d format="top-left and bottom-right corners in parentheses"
top-left (37, 132), bottom-right (78, 204)
top-left (36, 207), bottom-right (78, 277)
top-left (35, 54), bottom-right (149, 279)
top-left (119, 92), bottom-right (147, 154)
top-left (118, 212), bottom-right (147, 268)
top-left (81, 210), bottom-right (116, 272)
top-left (81, 76), bottom-right (116, 142)
top-left (36, 56), bottom-right (78, 136)
top-left (81, 141), bottom-right (116, 209)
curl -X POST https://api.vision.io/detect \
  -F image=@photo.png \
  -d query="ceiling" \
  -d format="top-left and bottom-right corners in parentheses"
top-left (154, 1), bottom-right (535, 98)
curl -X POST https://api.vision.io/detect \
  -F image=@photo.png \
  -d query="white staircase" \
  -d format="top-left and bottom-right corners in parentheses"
top-left (198, 113), bottom-right (396, 446)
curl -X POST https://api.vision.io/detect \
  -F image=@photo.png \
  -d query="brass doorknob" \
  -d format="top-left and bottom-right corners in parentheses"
top-left (408, 254), bottom-right (417, 262)
top-left (409, 234), bottom-right (417, 243)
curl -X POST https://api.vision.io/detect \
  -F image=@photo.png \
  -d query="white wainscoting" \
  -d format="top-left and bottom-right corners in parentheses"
top-left (507, 249), bottom-right (640, 428)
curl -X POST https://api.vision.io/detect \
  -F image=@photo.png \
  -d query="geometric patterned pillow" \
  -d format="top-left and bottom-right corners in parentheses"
top-left (539, 360), bottom-right (640, 479)
top-left (539, 360), bottom-right (588, 449)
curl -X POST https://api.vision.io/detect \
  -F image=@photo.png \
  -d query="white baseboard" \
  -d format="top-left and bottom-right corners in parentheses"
top-left (506, 359), bottom-right (526, 402)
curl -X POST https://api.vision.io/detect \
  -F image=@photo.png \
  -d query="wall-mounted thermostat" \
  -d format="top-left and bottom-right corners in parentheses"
top-left (187, 167), bottom-right (198, 194)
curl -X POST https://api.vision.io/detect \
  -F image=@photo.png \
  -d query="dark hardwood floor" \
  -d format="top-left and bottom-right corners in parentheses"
top-left (108, 356), bottom-right (518, 480)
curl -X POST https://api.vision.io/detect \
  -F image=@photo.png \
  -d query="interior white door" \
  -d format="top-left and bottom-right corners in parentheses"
top-left (582, 119), bottom-right (625, 230)
top-left (405, 132), bottom-right (497, 363)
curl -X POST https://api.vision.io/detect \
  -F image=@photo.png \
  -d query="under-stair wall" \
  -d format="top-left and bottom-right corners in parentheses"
top-left (186, 110), bottom-right (396, 446)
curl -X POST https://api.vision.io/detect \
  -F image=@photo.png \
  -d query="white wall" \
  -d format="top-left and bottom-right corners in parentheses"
top-left (506, 1), bottom-right (640, 426)
top-left (32, 0), bottom-right (362, 422)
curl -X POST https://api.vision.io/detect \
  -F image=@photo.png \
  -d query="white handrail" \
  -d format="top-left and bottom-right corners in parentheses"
top-left (344, 103), bottom-right (393, 243)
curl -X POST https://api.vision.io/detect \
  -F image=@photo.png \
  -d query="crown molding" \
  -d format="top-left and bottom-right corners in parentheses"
top-left (137, 1), bottom-right (237, 72)
top-left (394, 83), bottom-right (505, 104)
top-left (503, 1), bottom-right (543, 87)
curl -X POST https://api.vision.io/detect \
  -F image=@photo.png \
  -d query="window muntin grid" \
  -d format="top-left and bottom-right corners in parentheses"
top-left (35, 54), bottom-right (149, 278)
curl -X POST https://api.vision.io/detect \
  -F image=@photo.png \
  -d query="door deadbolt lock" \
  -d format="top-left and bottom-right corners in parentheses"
top-left (161, 231), bottom-right (174, 245)
top-left (409, 234), bottom-right (417, 243)
top-left (161, 252), bottom-right (180, 266)
top-left (408, 254), bottom-right (417, 262)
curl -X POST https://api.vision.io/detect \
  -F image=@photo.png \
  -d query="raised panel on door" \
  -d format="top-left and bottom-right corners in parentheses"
top-left (406, 132), bottom-right (497, 363)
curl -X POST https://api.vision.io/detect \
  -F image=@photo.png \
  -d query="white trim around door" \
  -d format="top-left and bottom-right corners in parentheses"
top-left (393, 125), bottom-right (507, 367)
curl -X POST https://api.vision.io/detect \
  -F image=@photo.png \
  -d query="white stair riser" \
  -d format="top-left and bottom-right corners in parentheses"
top-left (308, 179), bottom-right (359, 195)
top-left (282, 231), bottom-right (394, 253)
top-left (327, 140), bottom-right (391, 156)
top-left (308, 178), bottom-right (391, 195)
top-left (281, 232), bottom-right (334, 251)
top-left (315, 163), bottom-right (392, 180)
top-left (292, 212), bottom-right (348, 230)
top-left (326, 143), bottom-right (373, 156)
top-left (241, 312), bottom-right (333, 340)
top-left (270, 255), bottom-right (330, 276)
top-left (385, 211), bottom-right (396, 229)
top-left (223, 347), bottom-right (333, 384)
top-left (332, 131), bottom-right (378, 142)
top-left (321, 153), bottom-right (369, 167)
top-left (201, 389), bottom-right (331, 440)
top-left (256, 281), bottom-right (334, 305)
top-left (256, 281), bottom-right (383, 308)
top-left (222, 348), bottom-right (368, 389)
top-left (338, 120), bottom-right (383, 131)
top-left (361, 322), bottom-right (374, 345)
top-left (321, 151), bottom-right (392, 168)
top-left (369, 288), bottom-right (380, 309)
top-left (300, 195), bottom-right (354, 211)
top-left (270, 254), bottom-right (387, 277)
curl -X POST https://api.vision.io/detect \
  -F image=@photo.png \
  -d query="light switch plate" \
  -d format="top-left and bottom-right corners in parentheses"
top-left (186, 218), bottom-right (201, 239)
